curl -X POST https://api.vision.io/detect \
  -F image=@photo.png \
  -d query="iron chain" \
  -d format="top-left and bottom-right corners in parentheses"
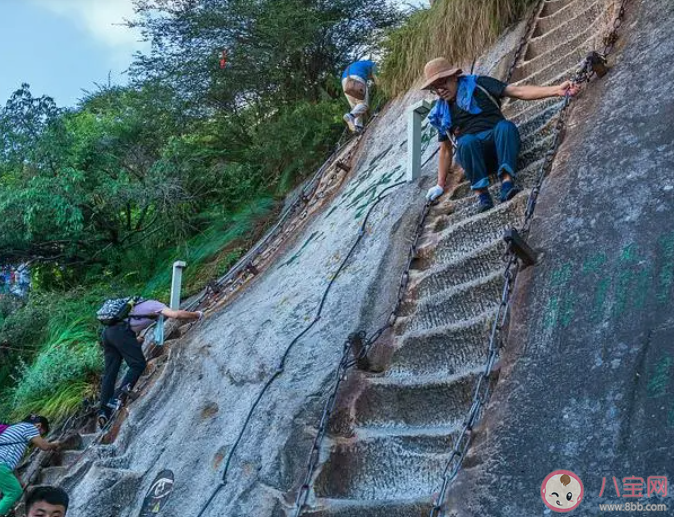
top-left (293, 201), bottom-right (433, 515)
top-left (505, 0), bottom-right (545, 83)
top-left (430, 1), bottom-right (629, 514)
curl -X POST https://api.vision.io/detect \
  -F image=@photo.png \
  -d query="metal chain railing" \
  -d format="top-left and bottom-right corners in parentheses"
top-left (429, 1), bottom-right (629, 515)
top-left (291, 333), bottom-right (358, 515)
top-left (505, 0), bottom-right (544, 83)
top-left (194, 177), bottom-right (414, 517)
top-left (429, 253), bottom-right (517, 517)
top-left (292, 195), bottom-right (433, 515)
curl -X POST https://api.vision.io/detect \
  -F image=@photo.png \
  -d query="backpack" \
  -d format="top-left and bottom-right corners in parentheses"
top-left (96, 296), bottom-right (143, 326)
top-left (343, 64), bottom-right (367, 101)
top-left (344, 77), bottom-right (366, 101)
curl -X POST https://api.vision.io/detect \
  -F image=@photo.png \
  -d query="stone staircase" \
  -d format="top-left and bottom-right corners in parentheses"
top-left (22, 350), bottom-right (174, 496)
top-left (300, 1), bottom-right (616, 515)
top-left (36, 431), bottom-right (98, 486)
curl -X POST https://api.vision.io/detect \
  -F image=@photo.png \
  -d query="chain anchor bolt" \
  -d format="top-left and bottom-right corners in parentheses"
top-left (586, 50), bottom-right (609, 78)
top-left (348, 331), bottom-right (372, 371)
top-left (335, 160), bottom-right (351, 173)
top-left (503, 228), bottom-right (537, 267)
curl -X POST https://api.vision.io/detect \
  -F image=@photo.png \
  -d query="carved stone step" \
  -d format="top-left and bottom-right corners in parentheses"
top-left (314, 432), bottom-right (455, 500)
top-left (538, 0), bottom-right (581, 20)
top-left (56, 450), bottom-right (83, 468)
top-left (416, 195), bottom-right (527, 268)
top-left (40, 466), bottom-right (67, 485)
top-left (505, 97), bottom-right (564, 125)
top-left (511, 37), bottom-right (600, 88)
top-left (390, 312), bottom-right (495, 378)
top-left (533, 0), bottom-right (604, 44)
top-left (398, 271), bottom-right (505, 334)
top-left (410, 239), bottom-right (506, 297)
top-left (516, 102), bottom-right (562, 143)
top-left (523, 3), bottom-right (607, 67)
top-left (519, 133), bottom-right (556, 173)
top-left (432, 187), bottom-right (525, 241)
top-left (302, 498), bottom-right (434, 517)
top-left (354, 371), bottom-right (478, 429)
top-left (79, 433), bottom-right (98, 449)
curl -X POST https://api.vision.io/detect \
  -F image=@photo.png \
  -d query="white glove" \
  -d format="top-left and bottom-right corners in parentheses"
top-left (426, 185), bottom-right (444, 201)
top-left (196, 310), bottom-right (204, 321)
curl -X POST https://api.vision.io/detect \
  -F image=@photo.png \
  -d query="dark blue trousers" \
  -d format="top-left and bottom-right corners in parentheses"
top-left (456, 120), bottom-right (521, 190)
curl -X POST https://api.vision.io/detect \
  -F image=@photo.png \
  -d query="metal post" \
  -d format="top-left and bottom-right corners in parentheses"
top-left (170, 261), bottom-right (187, 309)
top-left (407, 99), bottom-right (433, 182)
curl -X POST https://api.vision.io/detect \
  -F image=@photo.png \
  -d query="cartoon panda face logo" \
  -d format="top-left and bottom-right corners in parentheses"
top-left (541, 470), bottom-right (584, 512)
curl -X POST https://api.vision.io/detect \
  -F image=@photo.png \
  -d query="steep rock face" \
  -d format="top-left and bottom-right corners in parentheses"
top-left (48, 0), bottom-right (648, 515)
top-left (445, 0), bottom-right (674, 515)
top-left (60, 43), bottom-right (476, 517)
top-left (301, 0), bottom-right (619, 515)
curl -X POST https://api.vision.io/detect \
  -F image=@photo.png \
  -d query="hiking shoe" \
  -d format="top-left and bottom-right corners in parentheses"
top-left (106, 398), bottom-right (123, 413)
top-left (500, 181), bottom-right (522, 202)
top-left (97, 411), bottom-right (109, 430)
top-left (477, 192), bottom-right (494, 213)
top-left (119, 384), bottom-right (139, 402)
top-left (355, 123), bottom-right (364, 134)
top-left (343, 113), bottom-right (357, 132)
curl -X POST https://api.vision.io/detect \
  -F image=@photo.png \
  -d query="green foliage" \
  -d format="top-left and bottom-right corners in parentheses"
top-left (0, 294), bottom-right (50, 353)
top-left (130, 0), bottom-right (402, 109)
top-left (379, 0), bottom-right (537, 97)
top-left (143, 196), bottom-right (277, 298)
top-left (0, 0), bottom-right (403, 422)
top-left (10, 317), bottom-right (100, 419)
top-left (0, 291), bottom-right (103, 421)
top-left (251, 99), bottom-right (346, 194)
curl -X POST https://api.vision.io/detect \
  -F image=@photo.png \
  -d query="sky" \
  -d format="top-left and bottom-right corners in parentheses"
top-left (0, 0), bottom-right (427, 109)
top-left (0, 0), bottom-right (148, 107)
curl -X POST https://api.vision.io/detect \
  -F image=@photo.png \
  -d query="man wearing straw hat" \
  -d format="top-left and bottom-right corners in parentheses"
top-left (421, 57), bottom-right (579, 211)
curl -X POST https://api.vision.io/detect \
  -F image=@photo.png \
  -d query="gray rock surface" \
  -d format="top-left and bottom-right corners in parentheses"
top-left (63, 61), bottom-right (444, 517)
top-left (56, 0), bottom-right (669, 516)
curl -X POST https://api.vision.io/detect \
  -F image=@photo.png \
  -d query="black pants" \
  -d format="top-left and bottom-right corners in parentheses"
top-left (99, 322), bottom-right (147, 415)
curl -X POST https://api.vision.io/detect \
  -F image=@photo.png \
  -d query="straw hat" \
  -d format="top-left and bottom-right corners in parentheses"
top-left (420, 57), bottom-right (462, 90)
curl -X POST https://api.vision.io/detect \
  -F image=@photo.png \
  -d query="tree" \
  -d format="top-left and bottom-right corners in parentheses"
top-left (129, 0), bottom-right (402, 110)
top-left (0, 84), bottom-right (196, 270)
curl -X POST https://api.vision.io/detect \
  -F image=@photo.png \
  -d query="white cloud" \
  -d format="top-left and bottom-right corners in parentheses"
top-left (33, 0), bottom-right (148, 64)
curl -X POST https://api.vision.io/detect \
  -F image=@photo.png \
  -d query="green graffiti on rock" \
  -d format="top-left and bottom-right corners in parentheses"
top-left (280, 231), bottom-right (322, 268)
top-left (647, 355), bottom-right (672, 399)
top-left (657, 232), bottom-right (674, 304)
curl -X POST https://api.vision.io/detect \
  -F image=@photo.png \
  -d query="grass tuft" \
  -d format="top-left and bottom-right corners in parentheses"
top-left (8, 313), bottom-right (101, 421)
top-left (379, 0), bottom-right (537, 97)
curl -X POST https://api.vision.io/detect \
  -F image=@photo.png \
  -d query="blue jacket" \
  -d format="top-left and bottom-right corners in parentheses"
top-left (427, 75), bottom-right (482, 137)
top-left (342, 60), bottom-right (377, 81)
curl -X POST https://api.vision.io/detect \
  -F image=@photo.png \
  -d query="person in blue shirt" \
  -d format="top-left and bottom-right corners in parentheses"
top-left (341, 60), bottom-right (377, 133)
top-left (421, 57), bottom-right (579, 211)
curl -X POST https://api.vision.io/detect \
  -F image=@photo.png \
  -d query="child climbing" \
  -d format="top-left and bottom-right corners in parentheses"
top-left (0, 416), bottom-right (61, 517)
